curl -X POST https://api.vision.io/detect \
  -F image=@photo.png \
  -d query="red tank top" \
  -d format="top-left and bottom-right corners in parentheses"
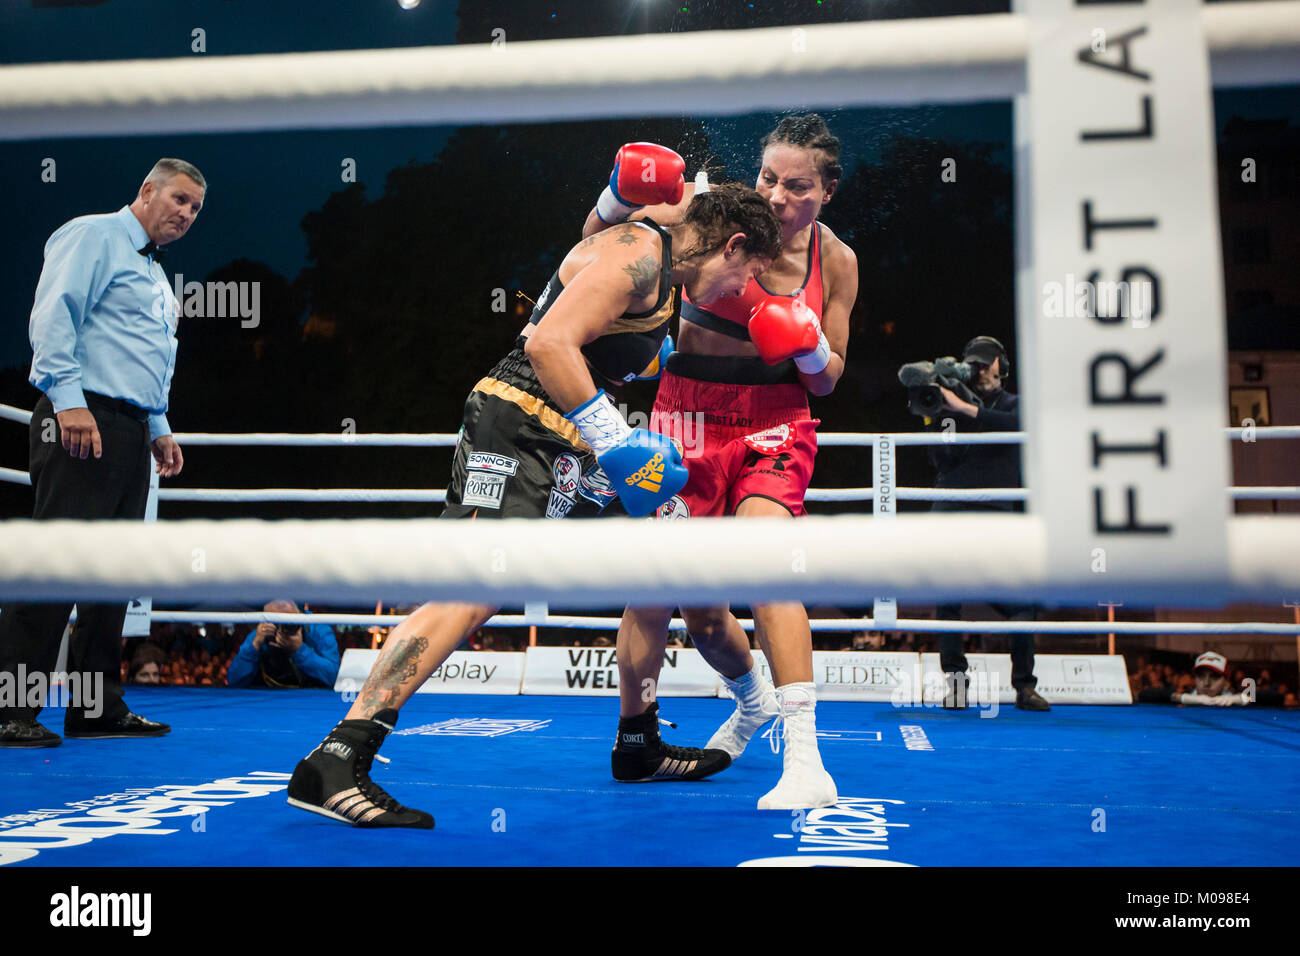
top-left (681, 222), bottom-right (825, 330)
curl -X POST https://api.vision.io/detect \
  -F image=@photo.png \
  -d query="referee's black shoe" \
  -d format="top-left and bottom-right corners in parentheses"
top-left (942, 672), bottom-right (970, 710)
top-left (65, 712), bottom-right (170, 738)
top-left (612, 702), bottom-right (732, 782)
top-left (0, 719), bottom-right (61, 748)
top-left (287, 709), bottom-right (434, 829)
top-left (1016, 688), bottom-right (1052, 711)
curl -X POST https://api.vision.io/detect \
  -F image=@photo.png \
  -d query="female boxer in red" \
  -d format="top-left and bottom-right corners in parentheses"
top-left (585, 116), bottom-right (858, 808)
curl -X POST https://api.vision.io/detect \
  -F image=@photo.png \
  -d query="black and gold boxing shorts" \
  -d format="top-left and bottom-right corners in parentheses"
top-left (442, 344), bottom-right (622, 520)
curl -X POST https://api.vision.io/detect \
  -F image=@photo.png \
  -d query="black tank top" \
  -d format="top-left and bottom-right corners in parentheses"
top-left (528, 220), bottom-right (678, 388)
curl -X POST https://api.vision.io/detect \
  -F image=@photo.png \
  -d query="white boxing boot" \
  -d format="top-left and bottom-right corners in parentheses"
top-left (757, 682), bottom-right (838, 810)
top-left (706, 666), bottom-right (780, 759)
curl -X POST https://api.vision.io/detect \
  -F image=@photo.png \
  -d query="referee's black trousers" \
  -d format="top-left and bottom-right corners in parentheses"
top-left (936, 614), bottom-right (1039, 692)
top-left (0, 394), bottom-right (151, 724)
top-left (930, 498), bottom-right (1038, 692)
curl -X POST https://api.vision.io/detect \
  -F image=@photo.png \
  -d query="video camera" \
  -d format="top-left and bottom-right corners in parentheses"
top-left (897, 356), bottom-right (983, 418)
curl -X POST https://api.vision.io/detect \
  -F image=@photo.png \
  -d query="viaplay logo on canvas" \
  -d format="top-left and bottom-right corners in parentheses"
top-left (738, 797), bottom-right (918, 867)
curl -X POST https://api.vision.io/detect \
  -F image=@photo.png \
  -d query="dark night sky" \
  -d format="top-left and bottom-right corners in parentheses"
top-left (0, 0), bottom-right (1015, 370)
top-left (0, 0), bottom-right (457, 369)
top-left (0, 1), bottom-right (1297, 371)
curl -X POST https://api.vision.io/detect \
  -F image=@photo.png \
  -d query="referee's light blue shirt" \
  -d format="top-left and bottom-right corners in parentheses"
top-left (28, 206), bottom-right (180, 441)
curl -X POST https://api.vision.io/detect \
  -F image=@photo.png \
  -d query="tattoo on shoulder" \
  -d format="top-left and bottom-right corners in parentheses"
top-left (623, 255), bottom-right (660, 298)
top-left (614, 226), bottom-right (640, 246)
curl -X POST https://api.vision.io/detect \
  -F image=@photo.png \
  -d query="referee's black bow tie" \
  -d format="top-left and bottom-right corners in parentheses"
top-left (138, 241), bottom-right (165, 262)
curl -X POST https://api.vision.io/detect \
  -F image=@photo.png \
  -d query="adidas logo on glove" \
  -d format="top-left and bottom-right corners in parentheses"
top-left (565, 389), bottom-right (688, 517)
top-left (625, 453), bottom-right (665, 491)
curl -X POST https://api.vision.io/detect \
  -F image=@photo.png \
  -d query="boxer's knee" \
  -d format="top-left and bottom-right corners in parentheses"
top-left (682, 606), bottom-right (730, 646)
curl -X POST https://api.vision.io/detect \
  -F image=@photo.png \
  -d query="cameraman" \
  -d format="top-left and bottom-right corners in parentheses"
top-left (928, 336), bottom-right (1050, 712)
top-left (227, 600), bottom-right (340, 689)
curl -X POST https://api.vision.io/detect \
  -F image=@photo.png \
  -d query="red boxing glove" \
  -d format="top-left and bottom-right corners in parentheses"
top-left (747, 297), bottom-right (831, 373)
top-left (596, 143), bottom-right (686, 223)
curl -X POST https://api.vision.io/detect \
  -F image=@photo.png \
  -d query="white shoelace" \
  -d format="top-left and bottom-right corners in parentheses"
top-left (768, 688), bottom-right (788, 754)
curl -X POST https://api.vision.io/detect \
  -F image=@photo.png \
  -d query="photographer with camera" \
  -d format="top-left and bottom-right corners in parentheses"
top-left (227, 600), bottom-right (340, 689)
top-left (900, 336), bottom-right (1050, 712)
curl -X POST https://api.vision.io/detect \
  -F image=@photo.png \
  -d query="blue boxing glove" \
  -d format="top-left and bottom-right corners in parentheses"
top-left (634, 334), bottom-right (674, 381)
top-left (565, 390), bottom-right (687, 517)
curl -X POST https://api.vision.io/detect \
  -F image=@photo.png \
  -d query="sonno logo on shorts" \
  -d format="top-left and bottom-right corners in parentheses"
top-left (466, 453), bottom-right (519, 476)
top-left (625, 453), bottom-right (664, 492)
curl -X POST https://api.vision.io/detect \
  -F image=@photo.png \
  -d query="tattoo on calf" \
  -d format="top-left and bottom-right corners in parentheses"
top-left (356, 634), bottom-right (430, 714)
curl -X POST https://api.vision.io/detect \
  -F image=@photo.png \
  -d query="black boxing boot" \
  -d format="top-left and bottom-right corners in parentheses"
top-left (611, 701), bottom-right (732, 782)
top-left (287, 709), bottom-right (433, 829)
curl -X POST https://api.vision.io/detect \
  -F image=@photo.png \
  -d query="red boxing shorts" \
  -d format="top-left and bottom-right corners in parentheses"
top-left (650, 370), bottom-right (818, 518)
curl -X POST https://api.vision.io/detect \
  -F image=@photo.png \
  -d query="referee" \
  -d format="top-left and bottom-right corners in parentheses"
top-left (0, 158), bottom-right (205, 748)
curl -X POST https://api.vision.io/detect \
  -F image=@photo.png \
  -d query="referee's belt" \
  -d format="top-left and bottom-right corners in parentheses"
top-left (84, 391), bottom-right (151, 423)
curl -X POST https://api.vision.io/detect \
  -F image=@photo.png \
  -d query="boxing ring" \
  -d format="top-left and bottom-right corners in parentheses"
top-left (1, 3), bottom-right (1299, 869)
top-left (1, 412), bottom-right (1297, 867)
top-left (5, 688), bottom-right (1298, 867)
top-left (2, 402), bottom-right (1299, 637)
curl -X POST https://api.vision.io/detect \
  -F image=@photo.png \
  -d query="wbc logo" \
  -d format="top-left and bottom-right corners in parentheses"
top-left (552, 453), bottom-right (581, 497)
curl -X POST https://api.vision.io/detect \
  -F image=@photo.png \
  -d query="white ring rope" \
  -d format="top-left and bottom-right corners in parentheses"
top-left (5, 406), bottom-right (1299, 445)
top-left (156, 489), bottom-right (446, 503)
top-left (12, 485), bottom-right (1299, 504)
top-left (0, 466), bottom-right (32, 487)
top-left (8, 407), bottom-right (1300, 445)
top-left (0, 515), bottom-right (1294, 606)
top-left (2, 13), bottom-right (1297, 626)
top-left (169, 433), bottom-right (457, 448)
top-left (821, 428), bottom-right (1300, 445)
top-left (3, 405), bottom-right (1297, 500)
top-left (142, 610), bottom-right (1300, 636)
top-left (5, 406), bottom-right (1300, 445)
top-left (1, 4), bottom-right (1297, 141)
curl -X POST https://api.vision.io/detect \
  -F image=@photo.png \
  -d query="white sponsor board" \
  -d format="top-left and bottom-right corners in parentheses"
top-left (334, 648), bottom-right (524, 696)
top-left (1022, 0), bottom-right (1229, 601)
top-left (1031, 653), bottom-right (1133, 705)
top-left (334, 648), bottom-right (1130, 703)
top-left (919, 652), bottom-right (1131, 705)
top-left (730, 650), bottom-right (922, 703)
top-left (521, 646), bottom-right (718, 696)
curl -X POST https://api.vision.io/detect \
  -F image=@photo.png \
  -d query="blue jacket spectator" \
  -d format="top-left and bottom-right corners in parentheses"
top-left (227, 601), bottom-right (340, 689)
